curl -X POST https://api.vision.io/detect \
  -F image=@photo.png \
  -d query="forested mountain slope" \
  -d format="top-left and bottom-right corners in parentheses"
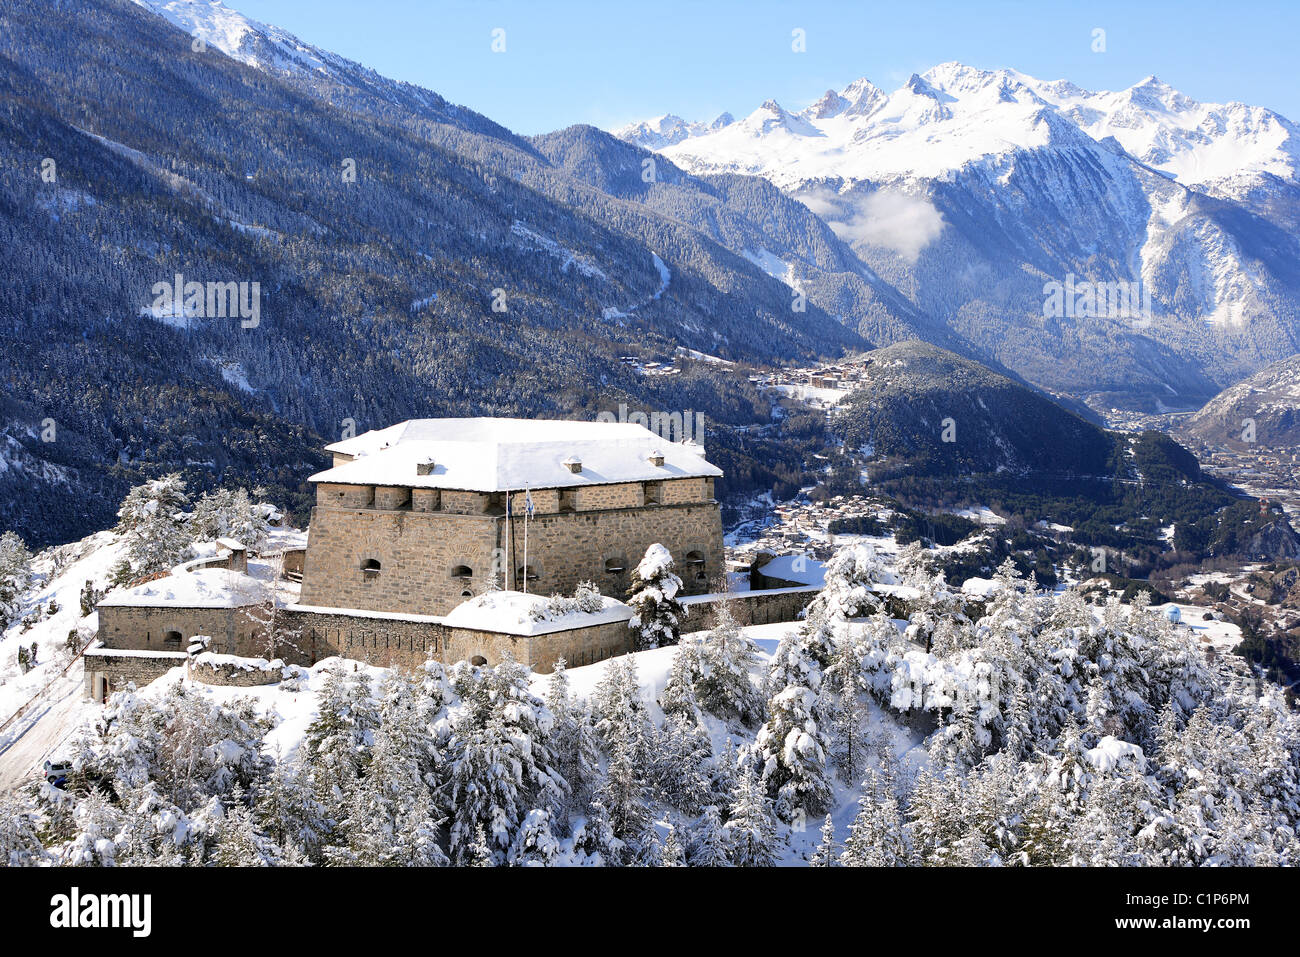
top-left (0, 0), bottom-right (864, 545)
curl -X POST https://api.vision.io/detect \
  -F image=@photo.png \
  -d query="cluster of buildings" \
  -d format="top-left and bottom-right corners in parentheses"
top-left (749, 360), bottom-right (868, 392)
top-left (84, 417), bottom-right (819, 699)
top-left (730, 495), bottom-right (898, 569)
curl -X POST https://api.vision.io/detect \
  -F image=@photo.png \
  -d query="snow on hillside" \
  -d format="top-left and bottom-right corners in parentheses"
top-left (75, 618), bottom-right (927, 865)
top-left (132, 0), bottom-right (341, 76)
top-left (0, 525), bottom-right (303, 788)
top-left (0, 531), bottom-right (122, 732)
top-left (0, 531), bottom-right (124, 789)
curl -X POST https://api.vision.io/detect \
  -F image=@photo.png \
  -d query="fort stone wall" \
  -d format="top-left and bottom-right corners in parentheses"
top-left (96, 603), bottom-right (270, 657)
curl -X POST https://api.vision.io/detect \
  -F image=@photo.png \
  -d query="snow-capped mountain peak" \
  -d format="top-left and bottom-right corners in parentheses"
top-left (614, 112), bottom-right (734, 150)
top-left (131, 0), bottom-right (336, 75)
top-left (615, 63), bottom-right (1300, 190)
top-left (804, 89), bottom-right (850, 120)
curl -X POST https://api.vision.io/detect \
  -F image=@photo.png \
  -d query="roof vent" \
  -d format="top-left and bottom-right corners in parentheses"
top-left (416, 457), bottom-right (436, 476)
top-left (648, 449), bottom-right (665, 467)
top-left (563, 455), bottom-right (582, 474)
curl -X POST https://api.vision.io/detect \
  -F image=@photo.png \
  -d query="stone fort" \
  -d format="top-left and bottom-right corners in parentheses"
top-left (88, 418), bottom-right (733, 694)
top-left (297, 417), bottom-right (724, 615)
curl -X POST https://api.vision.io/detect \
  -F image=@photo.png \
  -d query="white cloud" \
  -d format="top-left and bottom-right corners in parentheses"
top-left (795, 188), bottom-right (842, 219)
top-left (815, 188), bottom-right (945, 263)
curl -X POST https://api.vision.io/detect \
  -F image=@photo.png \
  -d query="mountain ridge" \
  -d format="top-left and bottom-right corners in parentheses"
top-left (616, 63), bottom-right (1300, 412)
top-left (0, 0), bottom-right (866, 546)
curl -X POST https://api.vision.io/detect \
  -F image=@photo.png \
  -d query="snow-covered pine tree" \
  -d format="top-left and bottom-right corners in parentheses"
top-left (115, 473), bottom-right (194, 576)
top-left (595, 713), bottom-right (654, 860)
top-left (213, 786), bottom-right (278, 866)
top-left (109, 783), bottom-right (190, 866)
top-left (810, 814), bottom-right (839, 867)
top-left (804, 543), bottom-right (895, 622)
top-left (661, 825), bottom-right (686, 866)
top-left (627, 543), bottom-right (685, 650)
top-left (905, 764), bottom-right (966, 866)
top-left (447, 658), bottom-right (566, 863)
top-left (303, 662), bottom-right (369, 811)
top-left (659, 635), bottom-right (706, 724)
top-left (0, 791), bottom-right (46, 866)
top-left (508, 808), bottom-right (561, 866)
top-left (59, 789), bottom-right (124, 866)
top-left (341, 669), bottom-right (448, 866)
top-left (725, 763), bottom-right (777, 867)
top-left (189, 487), bottom-right (270, 551)
top-left (255, 755), bottom-right (328, 860)
top-left (686, 805), bottom-right (731, 867)
top-left (693, 603), bottom-right (764, 725)
top-left (904, 566), bottom-right (968, 655)
top-left (753, 631), bottom-right (831, 821)
top-left (469, 824), bottom-right (495, 867)
top-left (652, 711), bottom-right (715, 815)
top-left (591, 655), bottom-right (653, 756)
top-left (448, 710), bottom-right (524, 865)
top-left (841, 769), bottom-right (906, 866)
top-left (570, 799), bottom-right (625, 866)
top-left (825, 635), bottom-right (871, 785)
top-left (542, 660), bottom-right (600, 817)
top-left (0, 530), bottom-right (33, 626)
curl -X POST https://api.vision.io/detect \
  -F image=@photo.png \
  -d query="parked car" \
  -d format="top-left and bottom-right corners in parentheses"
top-left (43, 760), bottom-right (73, 788)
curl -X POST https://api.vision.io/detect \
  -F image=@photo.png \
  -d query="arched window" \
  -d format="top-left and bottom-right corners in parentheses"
top-left (460, 589), bottom-right (474, 599)
top-left (685, 550), bottom-right (707, 582)
top-left (361, 558), bottom-right (381, 578)
top-left (163, 630), bottom-right (182, 648)
top-left (470, 655), bottom-right (487, 667)
top-left (516, 565), bottom-right (540, 584)
top-left (451, 564), bottom-right (474, 579)
top-left (604, 556), bottom-right (626, 575)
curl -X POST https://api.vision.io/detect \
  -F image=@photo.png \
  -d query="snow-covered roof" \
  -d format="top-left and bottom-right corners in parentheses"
top-left (442, 590), bottom-right (633, 636)
top-left (98, 568), bottom-right (267, 609)
top-left (82, 647), bottom-right (190, 659)
top-left (755, 554), bottom-right (827, 587)
top-left (311, 418), bottom-right (721, 492)
top-left (284, 604), bottom-right (445, 625)
top-left (960, 577), bottom-right (999, 598)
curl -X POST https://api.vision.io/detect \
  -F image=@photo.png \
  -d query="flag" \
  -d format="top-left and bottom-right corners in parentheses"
top-left (524, 488), bottom-right (535, 520)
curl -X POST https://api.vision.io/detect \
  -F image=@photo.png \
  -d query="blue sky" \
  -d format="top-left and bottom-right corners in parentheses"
top-left (235, 0), bottom-right (1300, 135)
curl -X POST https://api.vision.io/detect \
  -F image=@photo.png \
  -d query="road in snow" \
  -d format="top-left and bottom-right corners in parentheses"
top-left (0, 673), bottom-right (87, 792)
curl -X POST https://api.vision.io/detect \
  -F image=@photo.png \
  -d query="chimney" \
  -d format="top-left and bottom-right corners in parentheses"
top-left (563, 455), bottom-right (582, 474)
top-left (648, 449), bottom-right (665, 467)
top-left (417, 457), bottom-right (436, 476)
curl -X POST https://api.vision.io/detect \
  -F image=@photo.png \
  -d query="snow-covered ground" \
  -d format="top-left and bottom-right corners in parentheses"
top-left (46, 616), bottom-right (927, 864)
top-left (0, 532), bottom-right (122, 737)
top-left (0, 531), bottom-right (125, 790)
top-left (767, 383), bottom-right (849, 408)
top-left (951, 505), bottom-right (1006, 526)
top-left (0, 525), bottom-right (304, 791)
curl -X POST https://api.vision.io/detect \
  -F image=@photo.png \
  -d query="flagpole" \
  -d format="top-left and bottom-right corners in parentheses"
top-left (506, 487), bottom-right (513, 591)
